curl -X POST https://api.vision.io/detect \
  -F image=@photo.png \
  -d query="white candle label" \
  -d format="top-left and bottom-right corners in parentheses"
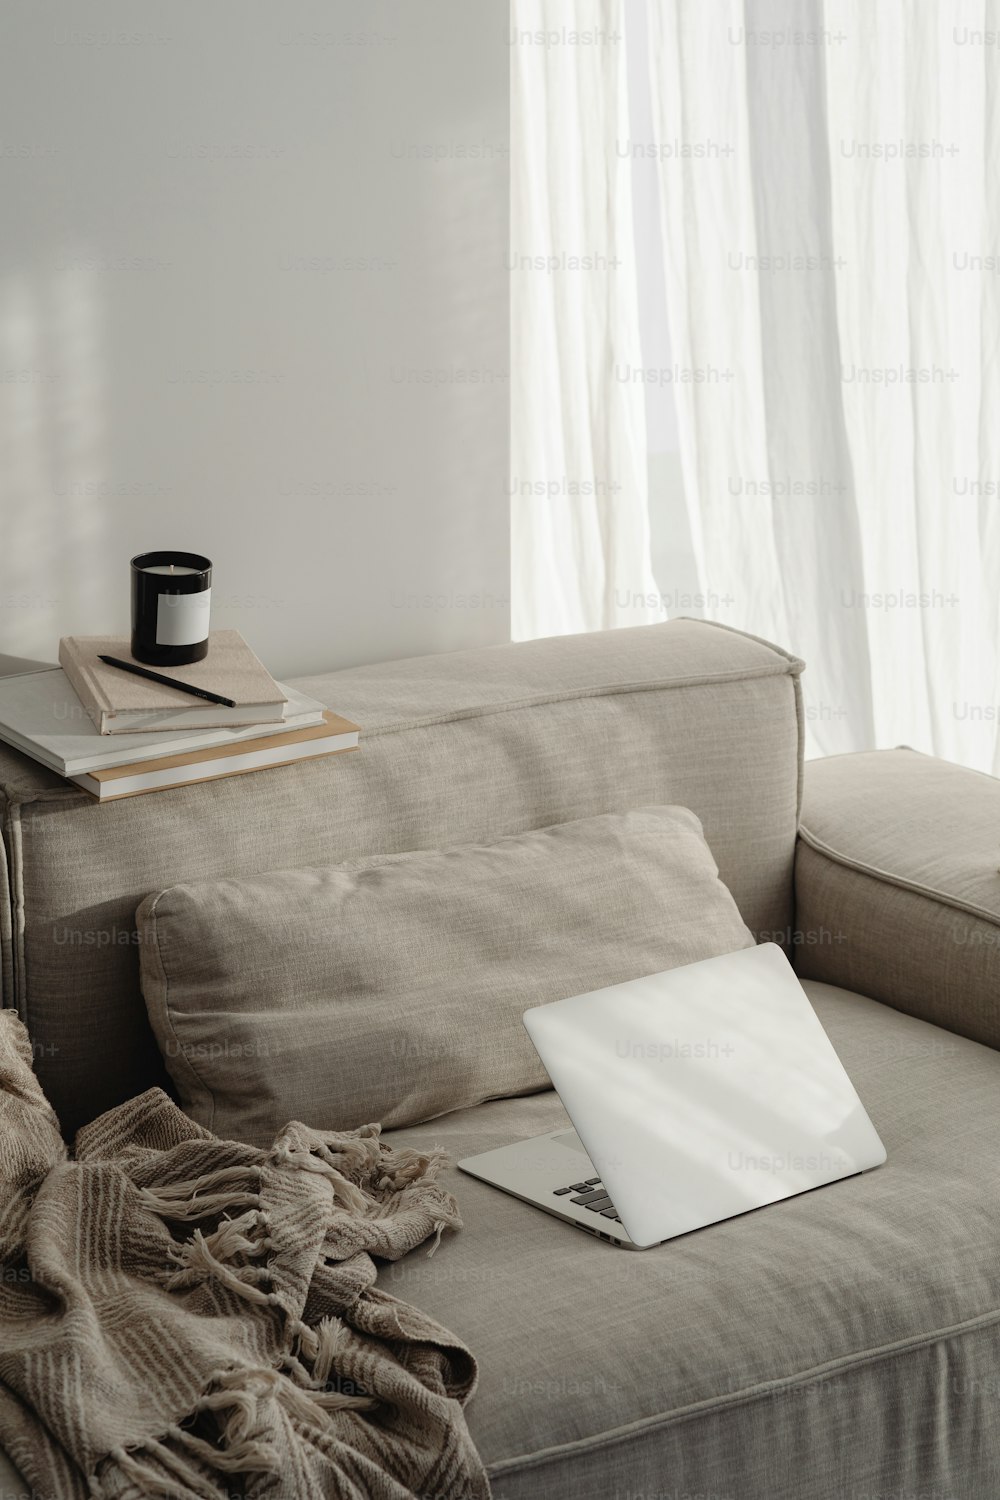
top-left (155, 588), bottom-right (211, 646)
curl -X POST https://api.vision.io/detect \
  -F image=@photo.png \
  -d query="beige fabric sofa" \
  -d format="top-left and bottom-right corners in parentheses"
top-left (1, 619), bottom-right (998, 1498)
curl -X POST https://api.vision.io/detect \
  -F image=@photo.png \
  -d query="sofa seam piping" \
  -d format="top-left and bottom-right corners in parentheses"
top-left (344, 665), bottom-right (805, 742)
top-left (0, 661), bottom-right (804, 807)
top-left (796, 826), bottom-right (1000, 929)
top-left (487, 1301), bottom-right (1000, 1477)
top-left (688, 615), bottom-right (805, 674)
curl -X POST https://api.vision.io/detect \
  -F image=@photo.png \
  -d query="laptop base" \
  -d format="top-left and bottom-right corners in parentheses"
top-left (458, 1129), bottom-right (650, 1250)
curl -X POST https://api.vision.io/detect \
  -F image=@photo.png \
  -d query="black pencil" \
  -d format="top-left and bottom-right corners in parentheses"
top-left (97, 655), bottom-right (238, 709)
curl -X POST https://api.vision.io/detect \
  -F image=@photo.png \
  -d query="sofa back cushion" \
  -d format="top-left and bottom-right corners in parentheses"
top-left (136, 807), bottom-right (755, 1143)
top-left (0, 620), bottom-right (803, 1134)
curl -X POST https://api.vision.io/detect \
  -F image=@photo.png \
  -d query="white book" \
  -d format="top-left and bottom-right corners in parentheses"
top-left (0, 670), bottom-right (328, 777)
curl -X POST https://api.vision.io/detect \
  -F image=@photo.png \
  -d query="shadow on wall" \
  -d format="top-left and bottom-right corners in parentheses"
top-left (1, 259), bottom-right (109, 659)
top-left (0, 653), bottom-right (57, 676)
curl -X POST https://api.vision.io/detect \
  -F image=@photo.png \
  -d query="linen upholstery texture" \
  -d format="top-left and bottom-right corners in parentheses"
top-left (796, 747), bottom-right (1000, 1050)
top-left (0, 620), bottom-right (804, 1134)
top-left (379, 982), bottom-right (1000, 1500)
top-left (137, 807), bottom-right (755, 1145)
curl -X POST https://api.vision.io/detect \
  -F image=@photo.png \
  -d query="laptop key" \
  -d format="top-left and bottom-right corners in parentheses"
top-left (600, 1208), bottom-right (621, 1220)
top-left (569, 1183), bottom-right (591, 1192)
top-left (584, 1177), bottom-right (601, 1186)
top-left (570, 1190), bottom-right (609, 1205)
top-left (553, 1187), bottom-right (573, 1196)
top-left (585, 1198), bottom-right (613, 1212)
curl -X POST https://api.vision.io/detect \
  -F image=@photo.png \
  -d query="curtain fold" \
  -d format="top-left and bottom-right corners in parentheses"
top-left (645, 0), bottom-right (878, 755)
top-left (648, 0), bottom-right (1000, 767)
top-left (513, 0), bottom-right (1000, 770)
top-left (820, 0), bottom-right (999, 768)
top-left (511, 0), bottom-right (663, 639)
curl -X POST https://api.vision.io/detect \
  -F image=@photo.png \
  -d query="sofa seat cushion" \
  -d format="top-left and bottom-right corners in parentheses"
top-left (379, 982), bottom-right (1000, 1500)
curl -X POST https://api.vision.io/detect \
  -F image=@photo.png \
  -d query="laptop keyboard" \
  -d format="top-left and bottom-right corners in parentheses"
top-left (553, 1176), bottom-right (621, 1221)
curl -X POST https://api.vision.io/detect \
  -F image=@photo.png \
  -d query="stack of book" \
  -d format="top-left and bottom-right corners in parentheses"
top-left (0, 630), bottom-right (359, 802)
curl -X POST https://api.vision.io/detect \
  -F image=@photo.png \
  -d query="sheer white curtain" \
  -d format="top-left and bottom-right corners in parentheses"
top-left (510, 0), bottom-right (663, 639)
top-left (512, 0), bottom-right (1000, 770)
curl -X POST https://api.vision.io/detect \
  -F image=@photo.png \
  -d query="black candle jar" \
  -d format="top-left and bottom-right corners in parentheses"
top-left (130, 551), bottom-right (213, 666)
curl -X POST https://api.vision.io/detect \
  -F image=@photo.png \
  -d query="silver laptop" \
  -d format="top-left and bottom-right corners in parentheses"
top-left (458, 943), bottom-right (886, 1250)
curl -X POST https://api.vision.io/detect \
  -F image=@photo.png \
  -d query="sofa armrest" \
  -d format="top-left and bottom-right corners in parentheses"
top-left (794, 748), bottom-right (1000, 1049)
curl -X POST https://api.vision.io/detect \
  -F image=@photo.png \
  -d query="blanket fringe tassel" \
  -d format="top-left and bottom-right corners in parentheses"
top-left (162, 1208), bottom-right (276, 1304)
top-left (97, 1361), bottom-right (377, 1499)
top-left (95, 1132), bottom-right (459, 1495)
top-left (138, 1164), bottom-right (264, 1222)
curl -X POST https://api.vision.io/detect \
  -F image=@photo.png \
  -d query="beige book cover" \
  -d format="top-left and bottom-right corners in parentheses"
top-left (59, 630), bottom-right (288, 734)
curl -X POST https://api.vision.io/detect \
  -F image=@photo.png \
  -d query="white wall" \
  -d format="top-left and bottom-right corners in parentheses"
top-left (0, 1), bottom-right (509, 678)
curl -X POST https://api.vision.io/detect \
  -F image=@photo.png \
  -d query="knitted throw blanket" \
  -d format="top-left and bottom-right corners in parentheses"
top-left (0, 1011), bottom-right (490, 1500)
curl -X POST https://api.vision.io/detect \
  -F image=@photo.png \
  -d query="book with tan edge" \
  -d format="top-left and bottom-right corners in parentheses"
top-left (59, 630), bottom-right (288, 733)
top-left (70, 711), bottom-right (360, 802)
top-left (0, 672), bottom-right (328, 777)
